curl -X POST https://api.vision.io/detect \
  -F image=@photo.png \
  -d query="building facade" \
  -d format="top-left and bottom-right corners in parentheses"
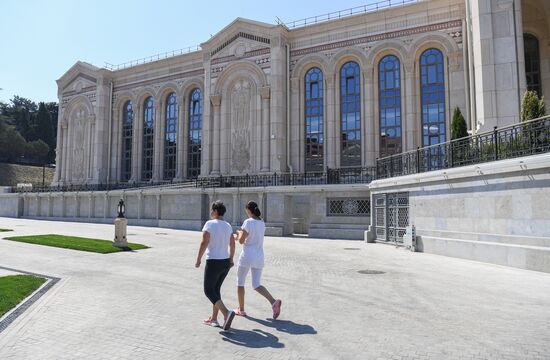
top-left (53, 0), bottom-right (550, 186)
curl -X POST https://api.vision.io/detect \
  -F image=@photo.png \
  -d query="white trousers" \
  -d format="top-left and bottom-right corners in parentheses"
top-left (237, 266), bottom-right (263, 289)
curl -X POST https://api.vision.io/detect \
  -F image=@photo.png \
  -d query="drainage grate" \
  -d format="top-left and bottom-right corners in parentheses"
top-left (344, 248), bottom-right (361, 250)
top-left (357, 270), bottom-right (385, 275)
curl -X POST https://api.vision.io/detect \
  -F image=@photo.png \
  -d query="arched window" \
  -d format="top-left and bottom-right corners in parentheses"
top-left (142, 97), bottom-right (154, 181)
top-left (305, 67), bottom-right (324, 171)
top-left (164, 92), bottom-right (177, 180)
top-left (340, 61), bottom-right (361, 167)
top-left (187, 88), bottom-right (202, 178)
top-left (420, 48), bottom-right (446, 147)
top-left (378, 55), bottom-right (402, 157)
top-left (524, 34), bottom-right (541, 96)
top-left (121, 101), bottom-right (133, 182)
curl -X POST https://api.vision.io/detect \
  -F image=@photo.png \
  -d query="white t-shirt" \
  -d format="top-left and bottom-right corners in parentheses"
top-left (238, 218), bottom-right (266, 268)
top-left (202, 219), bottom-right (233, 260)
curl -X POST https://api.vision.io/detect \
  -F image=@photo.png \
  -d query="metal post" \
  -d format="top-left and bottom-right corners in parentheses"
top-left (416, 147), bottom-right (421, 174)
top-left (493, 126), bottom-right (499, 160)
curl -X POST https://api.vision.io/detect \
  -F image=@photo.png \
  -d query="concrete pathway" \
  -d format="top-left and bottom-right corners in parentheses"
top-left (0, 217), bottom-right (549, 360)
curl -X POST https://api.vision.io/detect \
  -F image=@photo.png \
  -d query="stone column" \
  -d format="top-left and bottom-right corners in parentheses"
top-left (289, 77), bottom-right (301, 171)
top-left (103, 193), bottom-right (108, 218)
top-left (63, 123), bottom-right (70, 183)
top-left (469, 0), bottom-right (524, 131)
top-left (325, 74), bottom-right (337, 169)
top-left (269, 36), bottom-right (287, 172)
top-left (94, 72), bottom-right (112, 184)
top-left (176, 96), bottom-right (186, 180)
top-left (260, 86), bottom-right (271, 172)
top-left (210, 94), bottom-right (221, 175)
top-left (152, 102), bottom-right (162, 181)
top-left (53, 109), bottom-right (64, 184)
top-left (232, 193), bottom-right (239, 226)
top-left (364, 67), bottom-right (376, 167)
top-left (404, 62), bottom-right (417, 151)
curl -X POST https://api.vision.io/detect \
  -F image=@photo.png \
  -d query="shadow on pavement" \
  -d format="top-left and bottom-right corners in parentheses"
top-left (220, 328), bottom-right (284, 348)
top-left (246, 316), bottom-right (317, 335)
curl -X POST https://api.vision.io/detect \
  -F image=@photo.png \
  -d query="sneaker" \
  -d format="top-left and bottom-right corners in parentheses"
top-left (203, 318), bottom-right (220, 327)
top-left (272, 299), bottom-right (282, 319)
top-left (222, 310), bottom-right (236, 331)
top-left (235, 307), bottom-right (247, 317)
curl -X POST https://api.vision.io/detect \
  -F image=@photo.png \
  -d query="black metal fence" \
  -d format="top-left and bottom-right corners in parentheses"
top-left (376, 115), bottom-right (550, 179)
top-left (13, 167), bottom-right (377, 193)
top-left (10, 116), bottom-right (550, 193)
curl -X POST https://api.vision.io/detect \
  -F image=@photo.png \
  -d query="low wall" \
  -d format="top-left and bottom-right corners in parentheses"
top-left (0, 184), bottom-right (371, 239)
top-left (368, 153), bottom-right (550, 272)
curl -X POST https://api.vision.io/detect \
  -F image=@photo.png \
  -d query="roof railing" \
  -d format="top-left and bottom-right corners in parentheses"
top-left (278, 0), bottom-right (419, 29)
top-left (104, 44), bottom-right (201, 71)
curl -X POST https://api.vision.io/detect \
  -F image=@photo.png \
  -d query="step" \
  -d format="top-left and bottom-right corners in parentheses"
top-left (419, 229), bottom-right (550, 247)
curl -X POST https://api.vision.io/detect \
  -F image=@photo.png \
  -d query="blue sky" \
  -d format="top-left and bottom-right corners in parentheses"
top-left (0, 0), bottom-right (382, 103)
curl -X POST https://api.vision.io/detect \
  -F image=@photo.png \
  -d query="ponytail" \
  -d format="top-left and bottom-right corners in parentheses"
top-left (246, 201), bottom-right (262, 219)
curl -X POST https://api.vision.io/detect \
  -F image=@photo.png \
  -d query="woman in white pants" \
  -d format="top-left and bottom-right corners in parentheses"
top-left (233, 201), bottom-right (282, 319)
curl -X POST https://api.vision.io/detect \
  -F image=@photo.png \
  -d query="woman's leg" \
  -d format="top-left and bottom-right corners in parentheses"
top-left (251, 268), bottom-right (276, 305)
top-left (213, 261), bottom-right (231, 317)
top-left (236, 266), bottom-right (250, 311)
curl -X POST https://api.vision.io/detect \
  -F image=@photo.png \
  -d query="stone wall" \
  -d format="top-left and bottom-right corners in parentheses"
top-left (368, 153), bottom-right (550, 272)
top-left (0, 185), bottom-right (371, 239)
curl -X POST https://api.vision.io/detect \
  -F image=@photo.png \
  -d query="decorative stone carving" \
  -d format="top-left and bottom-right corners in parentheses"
top-left (231, 80), bottom-right (251, 173)
top-left (71, 108), bottom-right (87, 182)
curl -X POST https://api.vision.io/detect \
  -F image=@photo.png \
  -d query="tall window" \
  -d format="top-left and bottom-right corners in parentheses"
top-left (379, 55), bottom-right (402, 157)
top-left (142, 97), bottom-right (154, 181)
top-left (420, 48), bottom-right (446, 147)
top-left (164, 92), bottom-right (177, 180)
top-left (524, 34), bottom-right (541, 96)
top-left (187, 88), bottom-right (202, 178)
top-left (340, 61), bottom-right (361, 167)
top-left (121, 101), bottom-right (133, 181)
top-left (305, 67), bottom-right (324, 171)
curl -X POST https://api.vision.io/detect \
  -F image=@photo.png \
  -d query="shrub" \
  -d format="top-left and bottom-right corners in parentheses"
top-left (521, 90), bottom-right (546, 122)
top-left (451, 107), bottom-right (468, 140)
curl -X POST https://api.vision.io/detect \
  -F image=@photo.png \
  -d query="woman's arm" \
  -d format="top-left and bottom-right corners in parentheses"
top-left (229, 234), bottom-right (235, 266)
top-left (235, 229), bottom-right (248, 245)
top-left (195, 231), bottom-right (210, 268)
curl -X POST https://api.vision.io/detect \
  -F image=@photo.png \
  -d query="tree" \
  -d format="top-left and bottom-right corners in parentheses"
top-left (0, 126), bottom-right (27, 161)
top-left (521, 90), bottom-right (546, 122)
top-left (36, 102), bottom-right (54, 147)
top-left (25, 139), bottom-right (50, 162)
top-left (451, 107), bottom-right (468, 140)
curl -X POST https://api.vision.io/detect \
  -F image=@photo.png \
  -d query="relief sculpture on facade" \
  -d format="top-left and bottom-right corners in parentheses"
top-left (231, 79), bottom-right (251, 173)
top-left (71, 108), bottom-right (87, 182)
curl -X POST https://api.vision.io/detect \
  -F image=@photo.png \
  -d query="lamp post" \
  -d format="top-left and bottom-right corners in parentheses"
top-left (113, 199), bottom-right (128, 248)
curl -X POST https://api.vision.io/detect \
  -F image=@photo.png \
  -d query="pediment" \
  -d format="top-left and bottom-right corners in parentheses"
top-left (202, 18), bottom-right (285, 60)
top-left (57, 61), bottom-right (99, 92)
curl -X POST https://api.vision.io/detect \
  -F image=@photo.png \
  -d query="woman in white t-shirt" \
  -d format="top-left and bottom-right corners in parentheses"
top-left (233, 201), bottom-right (282, 319)
top-left (195, 201), bottom-right (236, 330)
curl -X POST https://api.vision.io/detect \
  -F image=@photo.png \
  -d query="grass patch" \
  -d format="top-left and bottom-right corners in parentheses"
top-left (0, 229), bottom-right (12, 232)
top-left (2, 234), bottom-right (148, 254)
top-left (0, 275), bottom-right (47, 317)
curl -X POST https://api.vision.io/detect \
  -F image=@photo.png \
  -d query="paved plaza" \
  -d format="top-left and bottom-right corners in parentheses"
top-left (0, 218), bottom-right (549, 360)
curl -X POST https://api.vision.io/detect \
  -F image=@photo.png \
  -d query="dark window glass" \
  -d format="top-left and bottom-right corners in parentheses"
top-left (164, 92), bottom-right (177, 180)
top-left (524, 34), bottom-right (541, 96)
top-left (379, 55), bottom-right (402, 157)
top-left (420, 49), bottom-right (446, 147)
top-left (340, 61), bottom-right (361, 166)
top-left (187, 88), bottom-right (202, 178)
top-left (142, 97), bottom-right (154, 181)
top-left (305, 67), bottom-right (324, 171)
top-left (121, 101), bottom-right (133, 182)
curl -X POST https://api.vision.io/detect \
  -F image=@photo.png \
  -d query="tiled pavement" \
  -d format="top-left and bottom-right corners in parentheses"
top-left (0, 217), bottom-right (549, 359)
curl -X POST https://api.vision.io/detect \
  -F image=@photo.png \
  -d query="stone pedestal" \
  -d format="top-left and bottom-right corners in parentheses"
top-left (114, 217), bottom-right (128, 247)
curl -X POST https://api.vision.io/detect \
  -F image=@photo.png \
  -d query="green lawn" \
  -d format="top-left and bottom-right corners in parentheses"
top-left (0, 229), bottom-right (12, 232)
top-left (0, 275), bottom-right (47, 317)
top-left (2, 234), bottom-right (148, 254)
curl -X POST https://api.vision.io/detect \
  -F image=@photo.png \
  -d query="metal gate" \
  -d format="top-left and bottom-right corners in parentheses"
top-left (374, 192), bottom-right (409, 244)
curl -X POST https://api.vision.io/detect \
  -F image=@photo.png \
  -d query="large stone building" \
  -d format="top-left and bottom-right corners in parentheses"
top-left (53, 0), bottom-right (550, 186)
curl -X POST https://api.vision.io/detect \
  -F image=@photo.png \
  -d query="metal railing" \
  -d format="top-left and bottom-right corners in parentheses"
top-left (376, 115), bottom-right (550, 179)
top-left (104, 45), bottom-right (201, 71)
top-left (278, 0), bottom-right (418, 29)
top-left (13, 167), bottom-right (376, 193)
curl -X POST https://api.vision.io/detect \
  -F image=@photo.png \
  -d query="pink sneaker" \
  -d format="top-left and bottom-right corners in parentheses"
top-left (235, 307), bottom-right (248, 317)
top-left (272, 299), bottom-right (282, 319)
top-left (202, 317), bottom-right (220, 327)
